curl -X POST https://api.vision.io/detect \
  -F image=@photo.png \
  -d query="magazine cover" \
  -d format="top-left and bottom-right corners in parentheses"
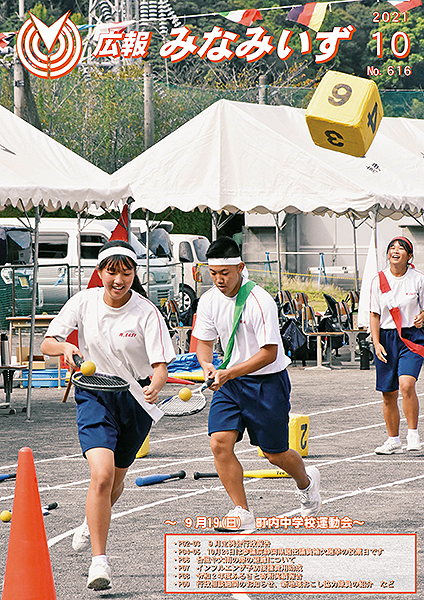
top-left (0, 0), bottom-right (423, 599)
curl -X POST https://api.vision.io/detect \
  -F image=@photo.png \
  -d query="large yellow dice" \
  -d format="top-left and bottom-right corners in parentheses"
top-left (305, 70), bottom-right (383, 157)
top-left (258, 413), bottom-right (309, 458)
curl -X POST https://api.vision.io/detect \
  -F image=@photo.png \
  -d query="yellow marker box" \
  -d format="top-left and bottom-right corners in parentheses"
top-left (258, 413), bottom-right (309, 459)
top-left (305, 70), bottom-right (383, 157)
top-left (136, 434), bottom-right (150, 458)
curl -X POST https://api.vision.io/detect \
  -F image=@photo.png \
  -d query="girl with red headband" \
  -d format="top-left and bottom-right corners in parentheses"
top-left (370, 236), bottom-right (424, 454)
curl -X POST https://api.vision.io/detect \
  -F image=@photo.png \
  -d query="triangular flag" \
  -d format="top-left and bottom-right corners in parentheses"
top-left (0, 32), bottom-right (16, 49)
top-left (92, 20), bottom-right (135, 42)
top-left (387, 0), bottom-right (421, 10)
top-left (66, 206), bottom-right (130, 347)
top-left (286, 3), bottom-right (328, 32)
top-left (219, 9), bottom-right (263, 26)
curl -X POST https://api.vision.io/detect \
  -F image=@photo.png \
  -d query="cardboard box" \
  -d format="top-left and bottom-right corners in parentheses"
top-left (17, 346), bottom-right (46, 369)
top-left (21, 361), bottom-right (46, 370)
top-left (44, 356), bottom-right (60, 370)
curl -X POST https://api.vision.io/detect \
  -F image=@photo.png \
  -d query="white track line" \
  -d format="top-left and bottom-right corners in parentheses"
top-left (3, 389), bottom-right (424, 473)
top-left (278, 472), bottom-right (424, 518)
top-left (308, 399), bottom-right (382, 416)
top-left (47, 484), bottom-right (224, 547)
top-left (0, 414), bottom-right (417, 503)
top-left (0, 431), bottom-right (209, 471)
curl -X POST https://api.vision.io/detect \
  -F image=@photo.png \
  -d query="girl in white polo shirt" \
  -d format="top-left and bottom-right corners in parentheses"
top-left (41, 240), bottom-right (175, 591)
top-left (370, 236), bottom-right (424, 455)
top-left (194, 237), bottom-right (321, 531)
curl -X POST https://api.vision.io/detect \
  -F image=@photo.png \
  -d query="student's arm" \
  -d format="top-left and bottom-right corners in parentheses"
top-left (40, 337), bottom-right (82, 369)
top-left (196, 339), bottom-right (216, 382)
top-left (143, 362), bottom-right (168, 404)
top-left (212, 345), bottom-right (278, 390)
top-left (369, 312), bottom-right (386, 363)
top-left (197, 339), bottom-right (277, 391)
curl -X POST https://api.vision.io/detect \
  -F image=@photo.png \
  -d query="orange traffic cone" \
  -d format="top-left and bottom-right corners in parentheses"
top-left (2, 447), bottom-right (56, 600)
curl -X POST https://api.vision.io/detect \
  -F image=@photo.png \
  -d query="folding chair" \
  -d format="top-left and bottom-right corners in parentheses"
top-left (301, 305), bottom-right (344, 370)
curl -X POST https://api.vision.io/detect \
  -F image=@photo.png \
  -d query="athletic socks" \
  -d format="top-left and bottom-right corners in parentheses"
top-left (91, 555), bottom-right (108, 567)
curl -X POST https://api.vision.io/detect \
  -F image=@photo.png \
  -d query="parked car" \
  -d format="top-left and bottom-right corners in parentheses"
top-left (169, 234), bottom-right (212, 309)
top-left (0, 218), bottom-right (177, 313)
top-left (0, 225), bottom-right (34, 331)
top-left (129, 219), bottom-right (178, 306)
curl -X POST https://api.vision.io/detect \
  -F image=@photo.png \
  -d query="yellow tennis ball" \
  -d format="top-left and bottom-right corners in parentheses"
top-left (179, 387), bottom-right (192, 401)
top-left (81, 360), bottom-right (96, 376)
top-left (0, 510), bottom-right (12, 522)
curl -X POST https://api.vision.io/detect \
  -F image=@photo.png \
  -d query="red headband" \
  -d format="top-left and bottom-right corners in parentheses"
top-left (389, 236), bottom-right (413, 254)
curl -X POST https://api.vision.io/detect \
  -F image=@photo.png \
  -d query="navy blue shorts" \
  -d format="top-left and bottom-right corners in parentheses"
top-left (208, 370), bottom-right (291, 454)
top-left (375, 327), bottom-right (424, 393)
top-left (75, 387), bottom-right (152, 469)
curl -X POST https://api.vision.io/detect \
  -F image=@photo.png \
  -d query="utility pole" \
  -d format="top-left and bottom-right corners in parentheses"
top-left (14, 0), bottom-right (25, 118)
top-left (258, 74), bottom-right (267, 105)
top-left (144, 61), bottom-right (154, 150)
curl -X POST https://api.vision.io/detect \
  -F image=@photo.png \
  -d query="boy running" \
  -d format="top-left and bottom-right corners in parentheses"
top-left (193, 237), bottom-right (321, 531)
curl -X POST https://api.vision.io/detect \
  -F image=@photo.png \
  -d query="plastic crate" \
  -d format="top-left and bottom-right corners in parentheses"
top-left (22, 368), bottom-right (68, 388)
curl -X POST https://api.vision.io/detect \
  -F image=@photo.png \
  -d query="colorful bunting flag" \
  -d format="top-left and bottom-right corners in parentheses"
top-left (219, 9), bottom-right (263, 26)
top-left (286, 2), bottom-right (328, 32)
top-left (93, 20), bottom-right (136, 42)
top-left (0, 32), bottom-right (16, 49)
top-left (387, 0), bottom-right (422, 10)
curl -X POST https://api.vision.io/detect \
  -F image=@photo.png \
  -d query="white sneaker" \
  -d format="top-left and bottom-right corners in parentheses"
top-left (406, 432), bottom-right (421, 451)
top-left (72, 518), bottom-right (90, 551)
top-left (298, 466), bottom-right (321, 517)
top-left (87, 562), bottom-right (111, 590)
top-left (374, 439), bottom-right (403, 455)
top-left (215, 506), bottom-right (255, 532)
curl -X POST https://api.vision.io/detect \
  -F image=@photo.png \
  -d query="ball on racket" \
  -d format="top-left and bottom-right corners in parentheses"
top-left (0, 510), bottom-right (11, 522)
top-left (178, 387), bottom-right (192, 401)
top-left (80, 360), bottom-right (96, 376)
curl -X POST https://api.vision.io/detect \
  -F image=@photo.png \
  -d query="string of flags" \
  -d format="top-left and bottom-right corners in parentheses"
top-left (0, 0), bottom-right (422, 49)
top-left (0, 31), bottom-right (16, 53)
top-left (287, 3), bottom-right (329, 33)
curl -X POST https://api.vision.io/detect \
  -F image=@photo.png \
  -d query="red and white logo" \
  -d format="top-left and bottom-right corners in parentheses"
top-left (16, 11), bottom-right (82, 79)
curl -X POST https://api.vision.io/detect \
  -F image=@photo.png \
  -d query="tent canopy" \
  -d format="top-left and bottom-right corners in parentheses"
top-left (112, 99), bottom-right (424, 218)
top-left (0, 104), bottom-right (130, 212)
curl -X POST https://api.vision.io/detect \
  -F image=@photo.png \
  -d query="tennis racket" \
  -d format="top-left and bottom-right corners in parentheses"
top-left (71, 355), bottom-right (130, 393)
top-left (158, 378), bottom-right (215, 416)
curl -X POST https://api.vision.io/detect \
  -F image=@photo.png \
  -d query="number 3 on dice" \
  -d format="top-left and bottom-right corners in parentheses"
top-left (305, 71), bottom-right (383, 157)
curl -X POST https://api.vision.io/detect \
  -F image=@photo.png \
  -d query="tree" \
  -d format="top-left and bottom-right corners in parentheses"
top-left (365, 9), bottom-right (424, 88)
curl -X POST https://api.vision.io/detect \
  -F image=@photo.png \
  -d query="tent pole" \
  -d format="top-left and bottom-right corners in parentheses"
top-left (349, 212), bottom-right (359, 293)
top-left (211, 211), bottom-right (217, 241)
top-left (145, 210), bottom-right (150, 298)
top-left (26, 206), bottom-right (40, 420)
top-left (77, 212), bottom-right (82, 292)
top-left (273, 212), bottom-right (282, 292)
top-left (373, 205), bottom-right (380, 271)
top-left (126, 198), bottom-right (133, 243)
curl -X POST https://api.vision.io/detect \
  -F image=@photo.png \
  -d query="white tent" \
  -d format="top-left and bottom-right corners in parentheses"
top-left (0, 105), bottom-right (130, 417)
top-left (111, 99), bottom-right (424, 219)
top-left (0, 104), bottom-right (131, 210)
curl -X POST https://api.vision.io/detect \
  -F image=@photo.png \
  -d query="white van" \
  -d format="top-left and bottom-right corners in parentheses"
top-left (169, 234), bottom-right (212, 308)
top-left (0, 218), bottom-right (177, 312)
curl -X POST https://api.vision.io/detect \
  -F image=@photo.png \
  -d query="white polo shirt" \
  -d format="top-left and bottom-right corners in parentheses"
top-left (370, 266), bottom-right (424, 329)
top-left (193, 279), bottom-right (290, 375)
top-left (45, 287), bottom-right (175, 422)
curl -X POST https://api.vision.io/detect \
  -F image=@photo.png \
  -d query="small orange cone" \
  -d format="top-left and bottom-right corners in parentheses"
top-left (2, 447), bottom-right (56, 600)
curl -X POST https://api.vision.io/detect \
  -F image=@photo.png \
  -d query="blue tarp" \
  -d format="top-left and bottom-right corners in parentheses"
top-left (168, 352), bottom-right (221, 373)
